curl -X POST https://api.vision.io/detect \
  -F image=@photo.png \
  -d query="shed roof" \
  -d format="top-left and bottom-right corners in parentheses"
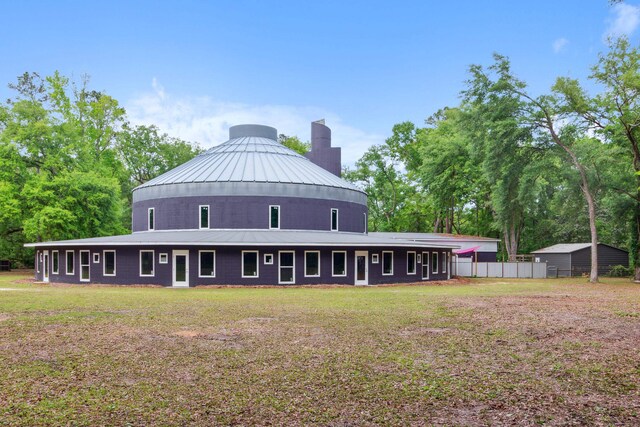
top-left (531, 243), bottom-right (627, 254)
top-left (25, 230), bottom-right (461, 249)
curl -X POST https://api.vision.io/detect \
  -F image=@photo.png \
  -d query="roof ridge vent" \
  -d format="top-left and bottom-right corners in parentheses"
top-left (229, 124), bottom-right (277, 140)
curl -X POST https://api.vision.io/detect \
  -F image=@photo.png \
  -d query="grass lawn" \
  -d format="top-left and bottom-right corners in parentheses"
top-left (0, 273), bottom-right (639, 426)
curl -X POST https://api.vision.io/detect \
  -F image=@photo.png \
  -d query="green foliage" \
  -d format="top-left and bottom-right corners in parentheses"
top-left (608, 265), bottom-right (633, 277)
top-left (278, 134), bottom-right (310, 155)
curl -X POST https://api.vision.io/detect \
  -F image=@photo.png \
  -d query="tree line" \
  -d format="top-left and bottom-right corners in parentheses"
top-left (0, 72), bottom-right (203, 266)
top-left (345, 38), bottom-right (640, 282)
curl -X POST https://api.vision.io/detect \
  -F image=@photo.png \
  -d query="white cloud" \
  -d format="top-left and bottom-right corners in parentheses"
top-left (552, 37), bottom-right (568, 53)
top-left (604, 2), bottom-right (640, 41)
top-left (125, 79), bottom-right (383, 167)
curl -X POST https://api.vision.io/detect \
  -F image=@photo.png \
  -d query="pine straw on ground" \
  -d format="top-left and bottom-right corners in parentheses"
top-left (0, 274), bottom-right (638, 426)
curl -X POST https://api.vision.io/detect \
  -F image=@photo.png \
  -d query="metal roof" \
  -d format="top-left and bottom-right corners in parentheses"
top-left (370, 232), bottom-right (499, 242)
top-left (134, 125), bottom-right (363, 194)
top-left (531, 243), bottom-right (593, 253)
top-left (25, 229), bottom-right (460, 249)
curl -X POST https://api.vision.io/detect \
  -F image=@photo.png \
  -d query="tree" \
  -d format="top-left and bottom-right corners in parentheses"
top-left (278, 134), bottom-right (310, 155)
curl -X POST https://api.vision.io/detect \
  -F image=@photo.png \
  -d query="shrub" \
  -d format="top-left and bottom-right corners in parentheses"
top-left (608, 265), bottom-right (633, 277)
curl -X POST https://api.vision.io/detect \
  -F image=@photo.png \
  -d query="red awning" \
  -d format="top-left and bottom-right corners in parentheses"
top-left (453, 245), bottom-right (481, 255)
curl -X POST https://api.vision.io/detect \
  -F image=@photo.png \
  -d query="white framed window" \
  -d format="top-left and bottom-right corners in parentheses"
top-left (331, 208), bottom-right (339, 231)
top-left (422, 251), bottom-right (429, 280)
top-left (199, 250), bottom-right (216, 277)
top-left (372, 253), bottom-right (379, 264)
top-left (382, 251), bottom-right (393, 275)
top-left (269, 205), bottom-right (280, 229)
top-left (242, 251), bottom-right (259, 278)
top-left (363, 213), bottom-right (367, 233)
top-left (442, 251), bottom-right (447, 274)
top-left (264, 253), bottom-right (274, 265)
top-left (80, 250), bottom-right (90, 282)
top-left (432, 252), bottom-right (439, 274)
top-left (103, 250), bottom-right (116, 276)
top-left (159, 253), bottom-right (168, 264)
top-left (93, 253), bottom-right (100, 263)
top-left (304, 251), bottom-right (320, 277)
top-left (52, 250), bottom-right (59, 275)
top-left (279, 251), bottom-right (295, 284)
top-left (407, 251), bottom-right (416, 275)
top-left (148, 207), bottom-right (155, 231)
top-left (140, 250), bottom-right (155, 277)
top-left (66, 250), bottom-right (74, 275)
top-left (332, 251), bottom-right (347, 277)
top-left (199, 205), bottom-right (210, 229)
top-left (36, 251), bottom-right (40, 273)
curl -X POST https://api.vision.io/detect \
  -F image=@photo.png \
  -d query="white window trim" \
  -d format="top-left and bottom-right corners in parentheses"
top-left (382, 251), bottom-right (394, 276)
top-left (442, 251), bottom-right (447, 273)
top-left (198, 250), bottom-right (216, 278)
top-left (332, 251), bottom-right (347, 277)
top-left (93, 253), bottom-right (100, 264)
top-left (159, 253), bottom-right (168, 264)
top-left (269, 205), bottom-right (280, 230)
top-left (79, 250), bottom-right (90, 282)
top-left (52, 250), bottom-right (59, 275)
top-left (36, 251), bottom-right (40, 273)
top-left (242, 250), bottom-right (259, 278)
top-left (264, 253), bottom-right (274, 265)
top-left (140, 250), bottom-right (155, 277)
top-left (279, 251), bottom-right (296, 284)
top-left (422, 251), bottom-right (429, 280)
top-left (407, 251), bottom-right (416, 275)
top-left (304, 250), bottom-right (321, 277)
top-left (371, 253), bottom-right (379, 264)
top-left (363, 213), bottom-right (367, 233)
top-left (148, 207), bottom-right (155, 231)
top-left (103, 250), bottom-right (116, 277)
top-left (66, 250), bottom-right (74, 275)
top-left (331, 208), bottom-right (339, 231)
top-left (432, 252), bottom-right (439, 274)
top-left (199, 205), bottom-right (210, 229)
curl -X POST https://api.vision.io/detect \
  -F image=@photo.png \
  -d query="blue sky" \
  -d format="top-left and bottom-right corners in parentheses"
top-left (1, 1), bottom-right (639, 164)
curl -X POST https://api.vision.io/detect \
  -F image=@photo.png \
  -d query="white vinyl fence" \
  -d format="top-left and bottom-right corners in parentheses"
top-left (454, 258), bottom-right (547, 278)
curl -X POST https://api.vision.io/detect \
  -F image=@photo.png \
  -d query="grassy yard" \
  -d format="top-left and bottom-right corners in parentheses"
top-left (0, 273), bottom-right (639, 426)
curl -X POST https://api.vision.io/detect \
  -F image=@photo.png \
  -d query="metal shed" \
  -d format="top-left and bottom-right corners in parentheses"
top-left (531, 243), bottom-right (629, 277)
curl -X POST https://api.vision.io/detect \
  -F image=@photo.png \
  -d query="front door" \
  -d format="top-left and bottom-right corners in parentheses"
top-left (355, 251), bottom-right (368, 285)
top-left (43, 250), bottom-right (49, 283)
top-left (422, 251), bottom-right (429, 280)
top-left (172, 250), bottom-right (189, 287)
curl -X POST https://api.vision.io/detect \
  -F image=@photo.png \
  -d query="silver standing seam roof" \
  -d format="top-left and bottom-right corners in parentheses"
top-left (25, 229), bottom-right (460, 249)
top-left (531, 243), bottom-right (593, 254)
top-left (134, 125), bottom-right (362, 194)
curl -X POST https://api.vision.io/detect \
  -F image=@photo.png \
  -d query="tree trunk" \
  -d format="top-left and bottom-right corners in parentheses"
top-left (503, 223), bottom-right (518, 262)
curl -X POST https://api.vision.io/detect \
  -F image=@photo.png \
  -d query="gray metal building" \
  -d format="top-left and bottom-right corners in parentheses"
top-left (532, 243), bottom-right (629, 277)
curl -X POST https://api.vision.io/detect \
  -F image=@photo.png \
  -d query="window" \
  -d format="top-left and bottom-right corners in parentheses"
top-left (264, 253), bottom-right (274, 264)
top-left (66, 251), bottom-right (74, 275)
top-left (80, 250), bottom-right (90, 282)
top-left (36, 251), bottom-right (40, 273)
top-left (269, 205), bottom-right (280, 229)
top-left (422, 252), bottom-right (429, 280)
top-left (93, 253), bottom-right (100, 263)
top-left (148, 208), bottom-right (155, 231)
top-left (332, 251), bottom-right (347, 276)
top-left (199, 250), bottom-right (216, 277)
top-left (364, 213), bottom-right (367, 233)
top-left (140, 250), bottom-right (155, 277)
top-left (304, 251), bottom-right (320, 277)
top-left (199, 205), bottom-right (210, 229)
top-left (382, 251), bottom-right (393, 275)
top-left (407, 251), bottom-right (416, 275)
top-left (104, 250), bottom-right (116, 276)
top-left (331, 208), bottom-right (339, 231)
top-left (442, 252), bottom-right (447, 274)
top-left (372, 253), bottom-right (379, 264)
top-left (52, 251), bottom-right (59, 274)
top-left (242, 251), bottom-right (259, 278)
top-left (159, 253), bottom-right (168, 264)
top-left (432, 252), bottom-right (439, 274)
top-left (279, 251), bottom-right (295, 284)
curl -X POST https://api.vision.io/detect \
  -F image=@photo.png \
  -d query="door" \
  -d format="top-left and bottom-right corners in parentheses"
top-left (43, 250), bottom-right (50, 283)
top-left (80, 250), bottom-right (90, 282)
top-left (279, 251), bottom-right (295, 284)
top-left (172, 250), bottom-right (189, 287)
top-left (422, 251), bottom-right (429, 280)
top-left (355, 251), bottom-right (368, 285)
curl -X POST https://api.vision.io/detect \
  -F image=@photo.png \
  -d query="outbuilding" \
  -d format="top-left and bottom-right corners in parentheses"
top-left (26, 122), bottom-right (459, 286)
top-left (532, 243), bottom-right (629, 277)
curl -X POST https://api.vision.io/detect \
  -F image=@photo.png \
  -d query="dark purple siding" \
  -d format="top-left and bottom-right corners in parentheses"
top-left (132, 196), bottom-right (367, 233)
top-left (34, 245), bottom-right (453, 286)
